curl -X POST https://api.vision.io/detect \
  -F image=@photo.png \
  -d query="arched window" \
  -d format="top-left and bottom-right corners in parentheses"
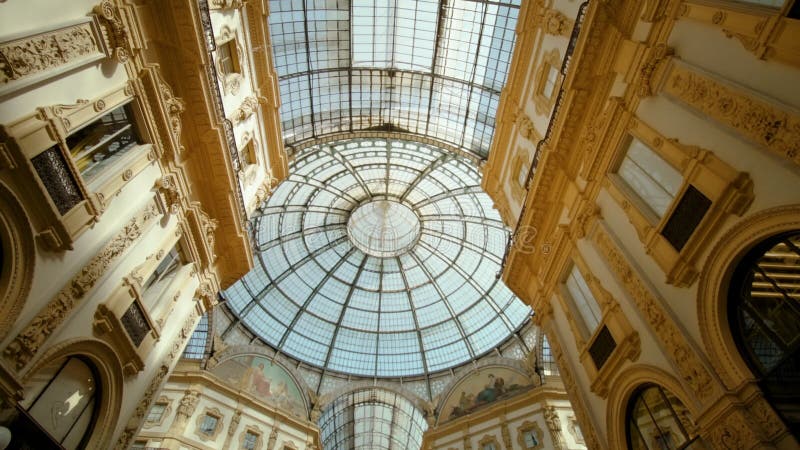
top-left (626, 384), bottom-right (705, 450)
top-left (729, 231), bottom-right (800, 437)
top-left (19, 356), bottom-right (101, 449)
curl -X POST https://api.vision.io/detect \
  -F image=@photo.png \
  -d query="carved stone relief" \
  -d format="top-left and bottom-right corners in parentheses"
top-left (0, 18), bottom-right (107, 95)
top-left (663, 64), bottom-right (800, 168)
top-left (3, 202), bottom-right (160, 370)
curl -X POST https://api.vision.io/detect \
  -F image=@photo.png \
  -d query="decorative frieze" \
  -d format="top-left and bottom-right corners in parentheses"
top-left (663, 63), bottom-right (800, 168)
top-left (0, 18), bottom-right (108, 96)
top-left (3, 201), bottom-right (160, 370)
top-left (592, 225), bottom-right (717, 403)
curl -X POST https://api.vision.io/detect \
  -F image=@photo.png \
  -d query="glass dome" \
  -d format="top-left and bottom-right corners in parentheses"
top-left (223, 138), bottom-right (531, 377)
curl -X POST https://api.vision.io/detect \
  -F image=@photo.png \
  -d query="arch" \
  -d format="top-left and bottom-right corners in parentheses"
top-left (606, 365), bottom-right (699, 450)
top-left (435, 360), bottom-right (533, 426)
top-left (317, 379), bottom-right (430, 415)
top-left (697, 205), bottom-right (800, 390)
top-left (0, 181), bottom-right (35, 342)
top-left (206, 346), bottom-right (311, 417)
top-left (20, 338), bottom-right (124, 450)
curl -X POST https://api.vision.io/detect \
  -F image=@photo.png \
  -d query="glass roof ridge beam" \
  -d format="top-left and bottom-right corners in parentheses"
top-left (300, 0), bottom-right (317, 140)
top-left (290, 174), bottom-right (363, 206)
top-left (323, 145), bottom-right (374, 199)
top-left (419, 228), bottom-right (502, 264)
top-left (458, 2), bottom-right (489, 149)
top-left (398, 152), bottom-right (455, 203)
top-left (407, 250), bottom-right (476, 359)
top-left (257, 203), bottom-right (353, 216)
top-left (257, 221), bottom-right (346, 250)
top-left (276, 246), bottom-right (359, 348)
top-left (396, 256), bottom-right (433, 397)
top-left (423, 0), bottom-right (449, 137)
top-left (252, 234), bottom-right (350, 298)
top-left (320, 253), bottom-right (370, 371)
top-left (411, 185), bottom-right (484, 208)
top-left (416, 238), bottom-right (517, 333)
top-left (421, 214), bottom-right (507, 231)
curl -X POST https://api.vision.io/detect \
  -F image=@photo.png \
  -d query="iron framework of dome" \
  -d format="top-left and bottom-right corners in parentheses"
top-left (223, 138), bottom-right (531, 377)
top-left (268, 0), bottom-right (520, 159)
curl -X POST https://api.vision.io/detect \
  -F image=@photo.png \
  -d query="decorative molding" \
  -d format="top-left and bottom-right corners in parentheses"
top-left (0, 183), bottom-right (35, 342)
top-left (142, 396), bottom-right (172, 428)
top-left (210, 0), bottom-right (244, 10)
top-left (92, 0), bottom-right (132, 63)
top-left (215, 26), bottom-right (244, 96)
top-left (0, 17), bottom-right (109, 96)
top-left (516, 420), bottom-right (545, 450)
top-left (663, 63), bottom-right (800, 168)
top-left (543, 405), bottom-right (564, 450)
top-left (591, 224), bottom-right (717, 403)
top-left (528, 0), bottom-right (575, 36)
top-left (3, 201), bottom-right (160, 370)
top-left (113, 364), bottom-right (170, 450)
top-left (533, 49), bottom-right (562, 115)
top-left (230, 95), bottom-right (260, 124)
top-left (115, 310), bottom-right (199, 449)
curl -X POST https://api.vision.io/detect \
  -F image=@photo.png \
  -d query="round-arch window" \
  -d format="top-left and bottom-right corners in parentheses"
top-left (21, 356), bottom-right (100, 449)
top-left (626, 384), bottom-right (706, 450)
top-left (729, 231), bottom-right (800, 436)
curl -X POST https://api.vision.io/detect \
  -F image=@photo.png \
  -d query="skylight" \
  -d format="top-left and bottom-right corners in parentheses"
top-left (223, 138), bottom-right (531, 377)
top-left (268, 0), bottom-right (520, 158)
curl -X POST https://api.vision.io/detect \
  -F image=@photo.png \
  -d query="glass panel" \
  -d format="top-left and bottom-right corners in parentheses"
top-left (223, 138), bottom-right (531, 377)
top-left (267, 0), bottom-right (519, 158)
top-left (565, 265), bottom-right (602, 333)
top-left (67, 103), bottom-right (142, 182)
top-left (617, 137), bottom-right (682, 218)
top-left (26, 358), bottom-right (97, 445)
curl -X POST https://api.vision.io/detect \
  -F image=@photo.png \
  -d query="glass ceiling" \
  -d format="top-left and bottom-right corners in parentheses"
top-left (268, 0), bottom-right (520, 159)
top-left (223, 138), bottom-right (531, 377)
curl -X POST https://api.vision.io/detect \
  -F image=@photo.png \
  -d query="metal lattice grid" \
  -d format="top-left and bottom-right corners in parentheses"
top-left (267, 0), bottom-right (519, 159)
top-left (223, 138), bottom-right (531, 378)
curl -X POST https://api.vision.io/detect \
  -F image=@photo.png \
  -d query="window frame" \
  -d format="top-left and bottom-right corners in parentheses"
top-left (554, 249), bottom-right (641, 398)
top-left (195, 408), bottom-right (224, 441)
top-left (533, 49), bottom-right (563, 115)
top-left (605, 117), bottom-right (753, 287)
top-left (0, 84), bottom-right (154, 250)
top-left (215, 25), bottom-right (244, 95)
top-left (516, 421), bottom-right (545, 450)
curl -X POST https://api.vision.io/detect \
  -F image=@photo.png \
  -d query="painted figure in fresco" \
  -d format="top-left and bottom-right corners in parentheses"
top-left (242, 362), bottom-right (272, 398)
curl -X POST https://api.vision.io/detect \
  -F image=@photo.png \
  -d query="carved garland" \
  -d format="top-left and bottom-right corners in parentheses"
top-left (3, 201), bottom-right (160, 370)
top-left (0, 18), bottom-right (106, 94)
top-left (663, 64), bottom-right (800, 168)
top-left (591, 225), bottom-right (717, 403)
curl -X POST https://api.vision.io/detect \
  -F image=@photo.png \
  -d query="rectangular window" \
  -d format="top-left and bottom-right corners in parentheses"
top-left (617, 137), bottom-right (681, 219)
top-left (146, 403), bottom-right (167, 423)
top-left (564, 265), bottom-right (602, 333)
top-left (239, 139), bottom-right (256, 167)
top-left (131, 441), bottom-right (147, 450)
top-left (483, 444), bottom-right (497, 450)
top-left (67, 103), bottom-right (142, 182)
top-left (517, 162), bottom-right (529, 188)
top-left (218, 40), bottom-right (239, 75)
top-left (660, 185), bottom-right (712, 251)
top-left (543, 65), bottom-right (559, 99)
top-left (588, 325), bottom-right (617, 370)
top-left (524, 430), bottom-right (539, 448)
top-left (142, 245), bottom-right (183, 304)
top-left (200, 414), bottom-right (218, 435)
top-left (243, 431), bottom-right (259, 449)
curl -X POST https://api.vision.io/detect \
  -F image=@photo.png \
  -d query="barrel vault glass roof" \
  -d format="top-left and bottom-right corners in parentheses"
top-left (223, 139), bottom-right (531, 377)
top-left (268, 0), bottom-right (520, 159)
